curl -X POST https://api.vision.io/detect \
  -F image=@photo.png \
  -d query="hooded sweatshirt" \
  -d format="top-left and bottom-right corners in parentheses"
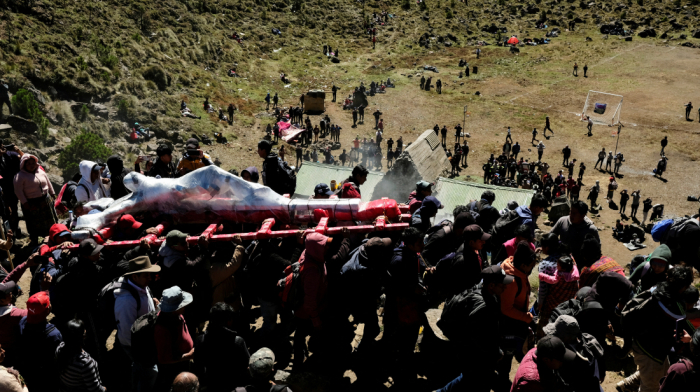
top-left (500, 257), bottom-right (532, 324)
top-left (13, 155), bottom-right (54, 204)
top-left (242, 166), bottom-right (260, 183)
top-left (106, 155), bottom-right (132, 200)
top-left (295, 233), bottom-right (328, 327)
top-left (630, 244), bottom-right (671, 292)
top-left (75, 161), bottom-right (109, 203)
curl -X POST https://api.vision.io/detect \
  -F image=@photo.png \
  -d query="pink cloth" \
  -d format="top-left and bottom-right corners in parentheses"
top-left (277, 121), bottom-right (291, 131)
top-left (539, 264), bottom-right (580, 284)
top-left (503, 238), bottom-right (536, 258)
top-left (13, 155), bottom-right (55, 204)
top-left (281, 126), bottom-right (306, 143)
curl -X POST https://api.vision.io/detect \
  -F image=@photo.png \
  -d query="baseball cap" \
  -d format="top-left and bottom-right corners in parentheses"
top-left (542, 315), bottom-right (580, 341)
top-left (166, 230), bottom-right (189, 247)
top-left (117, 214), bottom-right (143, 232)
top-left (186, 138), bottom-right (200, 149)
top-left (314, 183), bottom-right (334, 197)
top-left (481, 265), bottom-right (514, 285)
top-left (536, 334), bottom-right (576, 363)
top-left (0, 281), bottom-right (17, 299)
top-left (363, 237), bottom-right (393, 259)
top-left (422, 196), bottom-right (443, 212)
top-left (464, 224), bottom-right (491, 242)
top-left (416, 180), bottom-right (432, 191)
top-left (249, 347), bottom-right (275, 380)
top-left (79, 238), bottom-right (104, 257)
top-left (26, 291), bottom-right (51, 324)
top-left (123, 255), bottom-right (161, 276)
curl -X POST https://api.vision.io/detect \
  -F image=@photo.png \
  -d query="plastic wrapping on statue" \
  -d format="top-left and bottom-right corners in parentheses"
top-left (356, 198), bottom-right (401, 221)
top-left (75, 166), bottom-right (292, 230)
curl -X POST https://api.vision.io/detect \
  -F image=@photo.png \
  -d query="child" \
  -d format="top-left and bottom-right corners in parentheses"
top-left (538, 255), bottom-right (580, 328)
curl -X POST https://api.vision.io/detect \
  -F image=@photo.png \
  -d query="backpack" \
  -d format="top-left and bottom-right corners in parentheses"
top-left (548, 296), bottom-right (602, 324)
top-left (54, 180), bottom-right (86, 215)
top-left (652, 217), bottom-right (699, 247)
top-left (278, 262), bottom-right (304, 310)
top-left (490, 209), bottom-right (522, 246)
top-left (609, 181), bottom-right (618, 190)
top-left (469, 200), bottom-right (497, 230)
top-left (620, 289), bottom-right (655, 333)
top-left (130, 308), bottom-right (160, 364)
top-left (276, 158), bottom-right (297, 195)
top-left (97, 277), bottom-right (141, 332)
top-left (424, 219), bottom-right (453, 244)
top-left (437, 290), bottom-right (484, 341)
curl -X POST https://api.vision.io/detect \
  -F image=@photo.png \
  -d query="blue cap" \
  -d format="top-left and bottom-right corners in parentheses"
top-left (422, 196), bottom-right (443, 211)
top-left (314, 183), bottom-right (334, 197)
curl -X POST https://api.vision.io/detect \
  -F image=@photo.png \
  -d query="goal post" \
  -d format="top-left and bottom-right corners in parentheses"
top-left (581, 90), bottom-right (623, 126)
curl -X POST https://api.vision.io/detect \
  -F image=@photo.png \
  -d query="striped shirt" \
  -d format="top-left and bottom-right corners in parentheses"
top-left (55, 342), bottom-right (106, 392)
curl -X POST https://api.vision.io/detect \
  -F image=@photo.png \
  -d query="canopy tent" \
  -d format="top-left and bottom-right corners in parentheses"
top-left (507, 36), bottom-right (519, 45)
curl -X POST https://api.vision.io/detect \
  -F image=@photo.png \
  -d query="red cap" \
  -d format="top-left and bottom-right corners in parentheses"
top-left (117, 214), bottom-right (143, 232)
top-left (26, 291), bottom-right (51, 324)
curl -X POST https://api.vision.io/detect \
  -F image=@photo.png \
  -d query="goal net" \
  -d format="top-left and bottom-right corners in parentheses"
top-left (581, 91), bottom-right (623, 126)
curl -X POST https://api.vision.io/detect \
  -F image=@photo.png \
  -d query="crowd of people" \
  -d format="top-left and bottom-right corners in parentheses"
top-left (0, 119), bottom-right (698, 392)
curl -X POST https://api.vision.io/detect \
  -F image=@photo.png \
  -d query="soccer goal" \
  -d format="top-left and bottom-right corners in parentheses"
top-left (581, 91), bottom-right (623, 126)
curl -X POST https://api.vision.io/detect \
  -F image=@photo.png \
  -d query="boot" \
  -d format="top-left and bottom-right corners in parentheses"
top-left (616, 370), bottom-right (640, 392)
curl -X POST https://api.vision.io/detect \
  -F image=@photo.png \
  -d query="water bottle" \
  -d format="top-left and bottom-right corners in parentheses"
top-left (69, 210), bottom-right (74, 222)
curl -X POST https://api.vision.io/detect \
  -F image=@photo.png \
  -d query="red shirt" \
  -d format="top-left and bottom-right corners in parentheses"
top-left (353, 139), bottom-right (360, 148)
top-left (154, 313), bottom-right (194, 364)
top-left (0, 307), bottom-right (28, 361)
top-left (566, 178), bottom-right (576, 189)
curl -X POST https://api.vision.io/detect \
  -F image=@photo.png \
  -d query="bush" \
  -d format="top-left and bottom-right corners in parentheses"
top-left (80, 104), bottom-right (89, 120)
top-left (142, 65), bottom-right (168, 90)
top-left (636, 0), bottom-right (643, 6)
top-left (445, 8), bottom-right (453, 17)
top-left (76, 56), bottom-right (88, 71)
top-left (419, 0), bottom-right (427, 10)
top-left (10, 89), bottom-right (49, 139)
top-left (57, 130), bottom-right (113, 175)
top-left (117, 99), bottom-right (131, 118)
top-left (402, 0), bottom-right (410, 9)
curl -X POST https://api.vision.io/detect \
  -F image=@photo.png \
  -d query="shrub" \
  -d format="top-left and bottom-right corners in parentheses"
top-left (402, 0), bottom-right (410, 9)
top-left (132, 33), bottom-right (142, 42)
top-left (117, 99), bottom-right (131, 118)
top-left (10, 89), bottom-right (49, 139)
top-left (76, 56), bottom-right (88, 71)
top-left (445, 8), bottom-right (453, 17)
top-left (450, 0), bottom-right (455, 6)
top-left (80, 104), bottom-right (89, 120)
top-left (636, 0), bottom-right (643, 6)
top-left (101, 71), bottom-right (110, 84)
top-left (58, 130), bottom-right (113, 175)
top-left (419, 0), bottom-right (427, 10)
top-left (142, 65), bottom-right (168, 90)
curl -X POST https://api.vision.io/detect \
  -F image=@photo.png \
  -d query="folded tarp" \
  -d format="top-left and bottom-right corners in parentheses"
top-left (281, 126), bottom-right (305, 142)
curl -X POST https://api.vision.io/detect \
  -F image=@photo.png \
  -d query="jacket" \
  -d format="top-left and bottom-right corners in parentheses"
top-left (659, 359), bottom-right (698, 392)
top-left (339, 240), bottom-right (389, 301)
top-left (421, 223), bottom-right (461, 266)
top-left (75, 161), bottom-right (109, 202)
top-left (629, 288), bottom-right (688, 364)
top-left (114, 277), bottom-right (156, 347)
top-left (339, 176), bottom-right (361, 199)
top-left (435, 243), bottom-right (482, 300)
top-left (500, 257), bottom-right (532, 324)
top-left (194, 325), bottom-right (251, 391)
top-left (388, 243), bottom-right (426, 297)
top-left (0, 306), bottom-right (28, 363)
top-left (16, 317), bottom-right (63, 383)
top-left (13, 155), bottom-right (54, 204)
top-left (295, 233), bottom-right (328, 328)
top-left (147, 158), bottom-right (177, 179)
top-left (407, 191), bottom-right (425, 214)
top-left (106, 155), bottom-right (132, 200)
top-left (630, 245), bottom-right (671, 292)
top-left (511, 349), bottom-right (559, 392)
top-left (410, 207), bottom-right (432, 233)
top-left (0, 151), bottom-right (21, 196)
top-left (261, 153), bottom-right (290, 196)
top-left (177, 152), bottom-right (213, 175)
top-left (210, 245), bottom-right (245, 305)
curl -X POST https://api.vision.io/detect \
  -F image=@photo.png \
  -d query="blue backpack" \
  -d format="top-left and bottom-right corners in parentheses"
top-left (651, 218), bottom-right (675, 242)
top-left (651, 217), bottom-right (698, 245)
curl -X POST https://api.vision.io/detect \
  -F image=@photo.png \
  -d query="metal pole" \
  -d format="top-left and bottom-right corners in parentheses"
top-left (463, 105), bottom-right (467, 134)
top-left (614, 123), bottom-right (621, 155)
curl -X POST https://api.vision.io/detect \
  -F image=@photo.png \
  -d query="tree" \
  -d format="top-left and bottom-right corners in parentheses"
top-left (58, 130), bottom-right (113, 175)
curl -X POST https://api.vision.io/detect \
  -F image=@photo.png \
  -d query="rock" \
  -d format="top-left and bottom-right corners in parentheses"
top-left (146, 143), bottom-right (158, 152)
top-left (48, 128), bottom-right (58, 136)
top-left (89, 103), bottom-right (110, 119)
top-left (625, 36), bottom-right (633, 41)
top-left (47, 86), bottom-right (58, 98)
top-left (692, 30), bottom-right (700, 38)
top-left (680, 34), bottom-right (687, 39)
top-left (47, 173), bottom-right (64, 192)
top-left (586, 36), bottom-right (593, 41)
top-left (660, 31), bottom-right (668, 39)
top-left (62, 137), bottom-right (72, 144)
top-left (274, 370), bottom-right (290, 384)
top-left (26, 87), bottom-right (46, 106)
top-left (638, 28), bottom-right (656, 38)
top-left (6, 115), bottom-right (38, 134)
top-left (681, 41), bottom-right (695, 47)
